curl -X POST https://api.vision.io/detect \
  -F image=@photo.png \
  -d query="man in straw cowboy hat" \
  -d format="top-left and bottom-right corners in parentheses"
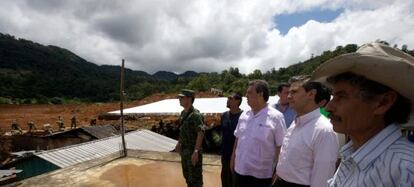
top-left (311, 42), bottom-right (414, 186)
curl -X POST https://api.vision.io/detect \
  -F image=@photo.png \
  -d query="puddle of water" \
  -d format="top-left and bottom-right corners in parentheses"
top-left (100, 162), bottom-right (220, 187)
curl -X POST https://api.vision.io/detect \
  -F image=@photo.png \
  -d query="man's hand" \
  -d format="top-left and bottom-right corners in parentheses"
top-left (191, 151), bottom-right (199, 166)
top-left (230, 154), bottom-right (235, 173)
top-left (175, 142), bottom-right (181, 153)
top-left (230, 138), bottom-right (238, 173)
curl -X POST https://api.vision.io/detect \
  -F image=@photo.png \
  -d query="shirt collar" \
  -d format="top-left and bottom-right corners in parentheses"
top-left (182, 106), bottom-right (194, 115)
top-left (339, 141), bottom-right (354, 159)
top-left (294, 108), bottom-right (320, 127)
top-left (341, 124), bottom-right (402, 170)
top-left (247, 104), bottom-right (269, 118)
top-left (275, 102), bottom-right (290, 110)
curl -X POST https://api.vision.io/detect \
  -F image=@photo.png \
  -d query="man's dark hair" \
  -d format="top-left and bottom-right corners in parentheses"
top-left (319, 86), bottom-right (332, 106)
top-left (289, 75), bottom-right (331, 104)
top-left (233, 92), bottom-right (243, 106)
top-left (327, 72), bottom-right (412, 125)
top-left (248, 80), bottom-right (270, 102)
top-left (277, 83), bottom-right (290, 93)
top-left (303, 82), bottom-right (331, 104)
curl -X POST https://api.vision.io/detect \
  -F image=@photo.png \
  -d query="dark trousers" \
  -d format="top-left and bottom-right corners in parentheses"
top-left (181, 149), bottom-right (203, 187)
top-left (234, 172), bottom-right (272, 187)
top-left (221, 158), bottom-right (235, 187)
top-left (273, 178), bottom-right (310, 187)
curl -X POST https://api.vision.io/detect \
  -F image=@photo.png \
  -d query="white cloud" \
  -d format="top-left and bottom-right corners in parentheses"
top-left (0, 0), bottom-right (413, 74)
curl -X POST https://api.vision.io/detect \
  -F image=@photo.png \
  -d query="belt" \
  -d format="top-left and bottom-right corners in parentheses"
top-left (274, 178), bottom-right (310, 187)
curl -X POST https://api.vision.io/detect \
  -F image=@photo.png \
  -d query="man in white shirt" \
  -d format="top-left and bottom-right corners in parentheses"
top-left (276, 75), bottom-right (339, 187)
top-left (312, 42), bottom-right (414, 187)
top-left (230, 80), bottom-right (286, 187)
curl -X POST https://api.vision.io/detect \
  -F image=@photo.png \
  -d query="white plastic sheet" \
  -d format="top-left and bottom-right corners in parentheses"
top-left (109, 96), bottom-right (279, 115)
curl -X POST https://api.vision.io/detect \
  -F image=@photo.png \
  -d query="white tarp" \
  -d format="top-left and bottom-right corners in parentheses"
top-left (109, 96), bottom-right (279, 115)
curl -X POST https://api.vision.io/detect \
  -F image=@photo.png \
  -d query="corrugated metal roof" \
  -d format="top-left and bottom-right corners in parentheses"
top-left (80, 125), bottom-right (118, 139)
top-left (41, 124), bottom-right (117, 139)
top-left (0, 170), bottom-right (22, 178)
top-left (11, 150), bottom-right (36, 157)
top-left (35, 129), bottom-right (177, 168)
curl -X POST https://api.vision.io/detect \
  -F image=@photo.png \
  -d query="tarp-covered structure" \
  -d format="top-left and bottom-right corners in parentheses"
top-left (109, 96), bottom-right (280, 116)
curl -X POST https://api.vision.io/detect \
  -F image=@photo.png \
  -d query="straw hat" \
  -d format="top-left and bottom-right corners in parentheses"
top-left (311, 42), bottom-right (414, 126)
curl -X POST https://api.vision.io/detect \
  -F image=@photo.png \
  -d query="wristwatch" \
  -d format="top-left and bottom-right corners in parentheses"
top-left (194, 149), bottom-right (199, 153)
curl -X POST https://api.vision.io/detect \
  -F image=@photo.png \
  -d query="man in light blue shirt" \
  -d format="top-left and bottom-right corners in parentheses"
top-left (312, 42), bottom-right (414, 187)
top-left (274, 83), bottom-right (296, 128)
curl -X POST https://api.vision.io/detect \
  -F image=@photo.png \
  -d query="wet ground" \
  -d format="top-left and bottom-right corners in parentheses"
top-left (100, 162), bottom-right (220, 187)
top-left (9, 150), bottom-right (221, 187)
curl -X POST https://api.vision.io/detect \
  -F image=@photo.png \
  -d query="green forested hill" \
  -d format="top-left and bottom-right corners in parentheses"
top-left (0, 33), bottom-right (179, 103)
top-left (1, 33), bottom-right (412, 104)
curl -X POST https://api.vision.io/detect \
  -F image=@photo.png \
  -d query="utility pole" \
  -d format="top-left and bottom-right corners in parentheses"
top-left (120, 59), bottom-right (127, 157)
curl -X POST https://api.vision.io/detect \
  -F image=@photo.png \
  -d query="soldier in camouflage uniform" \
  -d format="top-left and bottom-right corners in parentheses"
top-left (43, 124), bottom-right (53, 134)
top-left (56, 116), bottom-right (65, 131)
top-left (71, 116), bottom-right (77, 129)
top-left (11, 120), bottom-right (22, 135)
top-left (175, 89), bottom-right (205, 187)
top-left (90, 119), bottom-right (97, 126)
top-left (27, 121), bottom-right (36, 132)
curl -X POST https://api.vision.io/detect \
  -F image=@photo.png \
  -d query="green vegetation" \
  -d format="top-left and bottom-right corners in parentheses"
top-left (0, 33), bottom-right (193, 103)
top-left (1, 33), bottom-right (413, 104)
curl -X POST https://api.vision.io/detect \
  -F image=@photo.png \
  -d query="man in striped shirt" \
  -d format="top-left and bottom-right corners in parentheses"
top-left (312, 42), bottom-right (414, 187)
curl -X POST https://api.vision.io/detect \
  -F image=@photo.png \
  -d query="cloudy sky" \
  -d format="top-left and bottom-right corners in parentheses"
top-left (1, 0), bottom-right (413, 74)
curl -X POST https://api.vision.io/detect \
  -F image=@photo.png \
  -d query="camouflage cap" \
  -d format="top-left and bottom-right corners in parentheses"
top-left (178, 89), bottom-right (195, 97)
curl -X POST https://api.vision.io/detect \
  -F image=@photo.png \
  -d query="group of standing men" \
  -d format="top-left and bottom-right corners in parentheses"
top-left (176, 42), bottom-right (414, 187)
